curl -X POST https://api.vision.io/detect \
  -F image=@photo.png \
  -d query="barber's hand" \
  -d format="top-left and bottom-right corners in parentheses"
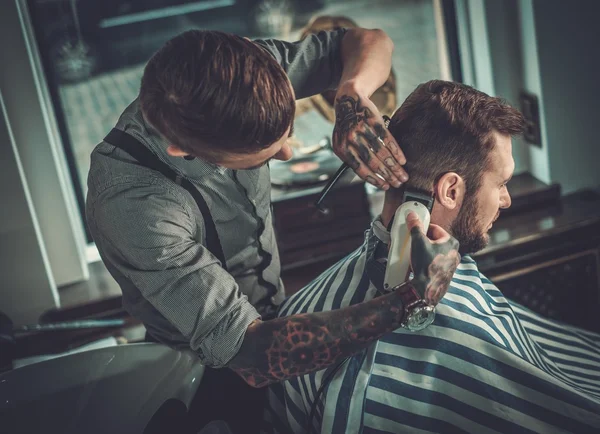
top-left (332, 85), bottom-right (408, 190)
top-left (405, 211), bottom-right (461, 306)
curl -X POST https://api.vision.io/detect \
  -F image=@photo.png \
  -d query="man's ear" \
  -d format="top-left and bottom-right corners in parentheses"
top-left (166, 145), bottom-right (190, 157)
top-left (434, 172), bottom-right (465, 211)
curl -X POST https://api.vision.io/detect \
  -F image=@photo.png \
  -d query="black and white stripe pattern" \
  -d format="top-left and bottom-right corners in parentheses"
top-left (264, 228), bottom-right (600, 434)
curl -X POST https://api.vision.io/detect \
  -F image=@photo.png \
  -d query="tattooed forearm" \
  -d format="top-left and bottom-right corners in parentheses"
top-left (228, 289), bottom-right (409, 388)
top-left (229, 239), bottom-right (461, 387)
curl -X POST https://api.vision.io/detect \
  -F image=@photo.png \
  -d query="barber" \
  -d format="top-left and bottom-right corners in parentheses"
top-left (86, 28), bottom-right (459, 433)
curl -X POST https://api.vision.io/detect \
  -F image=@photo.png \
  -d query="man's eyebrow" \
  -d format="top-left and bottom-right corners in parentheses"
top-left (504, 173), bottom-right (513, 184)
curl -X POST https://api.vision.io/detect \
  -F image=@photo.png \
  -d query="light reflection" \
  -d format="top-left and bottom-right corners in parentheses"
top-left (539, 217), bottom-right (555, 231)
top-left (493, 229), bottom-right (511, 243)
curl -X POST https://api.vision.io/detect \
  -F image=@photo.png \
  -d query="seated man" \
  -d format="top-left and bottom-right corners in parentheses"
top-left (263, 80), bottom-right (600, 434)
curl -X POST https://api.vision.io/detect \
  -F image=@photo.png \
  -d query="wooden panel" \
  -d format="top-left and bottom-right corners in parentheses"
top-left (272, 182), bottom-right (372, 269)
top-left (277, 216), bottom-right (369, 251)
top-left (272, 184), bottom-right (369, 232)
top-left (280, 235), bottom-right (365, 272)
top-left (491, 248), bottom-right (600, 332)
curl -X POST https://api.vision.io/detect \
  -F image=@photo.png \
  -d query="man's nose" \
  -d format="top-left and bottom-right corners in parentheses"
top-left (500, 189), bottom-right (512, 209)
top-left (273, 143), bottom-right (293, 161)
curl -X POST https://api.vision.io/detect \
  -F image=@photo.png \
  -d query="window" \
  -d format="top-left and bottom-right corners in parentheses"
top-left (26, 0), bottom-right (460, 244)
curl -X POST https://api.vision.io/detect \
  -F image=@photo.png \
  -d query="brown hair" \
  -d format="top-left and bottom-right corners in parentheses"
top-left (388, 80), bottom-right (525, 196)
top-left (139, 30), bottom-right (295, 160)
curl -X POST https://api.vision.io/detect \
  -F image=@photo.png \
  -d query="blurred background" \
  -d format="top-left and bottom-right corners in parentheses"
top-left (26, 0), bottom-right (447, 204)
top-left (1, 0), bottom-right (600, 341)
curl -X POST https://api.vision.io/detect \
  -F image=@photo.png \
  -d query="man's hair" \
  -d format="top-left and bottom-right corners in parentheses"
top-left (139, 30), bottom-right (295, 160)
top-left (388, 80), bottom-right (525, 196)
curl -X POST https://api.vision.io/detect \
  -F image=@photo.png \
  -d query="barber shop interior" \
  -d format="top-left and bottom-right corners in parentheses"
top-left (2, 0), bottom-right (600, 433)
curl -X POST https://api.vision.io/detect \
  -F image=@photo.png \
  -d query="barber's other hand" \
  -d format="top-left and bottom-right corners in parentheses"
top-left (332, 84), bottom-right (408, 190)
top-left (405, 211), bottom-right (461, 306)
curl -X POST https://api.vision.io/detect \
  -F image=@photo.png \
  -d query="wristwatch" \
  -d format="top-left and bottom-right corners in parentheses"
top-left (396, 283), bottom-right (436, 332)
top-left (366, 234), bottom-right (436, 332)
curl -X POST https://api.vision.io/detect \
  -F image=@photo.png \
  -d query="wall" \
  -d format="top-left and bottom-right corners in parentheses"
top-left (456, 0), bottom-right (530, 175)
top-left (0, 0), bottom-right (89, 286)
top-left (460, 0), bottom-right (599, 193)
top-left (518, 0), bottom-right (551, 184)
top-left (532, 0), bottom-right (600, 194)
top-left (485, 0), bottom-right (530, 175)
top-left (0, 93), bottom-right (59, 326)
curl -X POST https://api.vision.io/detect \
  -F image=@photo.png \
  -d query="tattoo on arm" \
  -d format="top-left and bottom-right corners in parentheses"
top-left (228, 290), bottom-right (408, 388)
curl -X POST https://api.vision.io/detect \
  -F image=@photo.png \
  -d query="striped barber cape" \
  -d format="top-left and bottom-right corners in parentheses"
top-left (262, 226), bottom-right (600, 434)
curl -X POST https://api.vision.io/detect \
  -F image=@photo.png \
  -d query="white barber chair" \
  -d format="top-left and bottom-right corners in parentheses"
top-left (0, 343), bottom-right (205, 434)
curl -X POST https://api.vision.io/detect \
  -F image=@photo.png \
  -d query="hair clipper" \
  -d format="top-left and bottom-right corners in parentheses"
top-left (383, 200), bottom-right (431, 290)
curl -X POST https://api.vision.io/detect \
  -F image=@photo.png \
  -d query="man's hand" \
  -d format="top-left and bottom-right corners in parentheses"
top-left (332, 85), bottom-right (408, 190)
top-left (405, 211), bottom-right (461, 306)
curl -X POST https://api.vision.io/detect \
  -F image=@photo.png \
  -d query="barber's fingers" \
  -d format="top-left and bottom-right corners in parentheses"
top-left (356, 97), bottom-right (407, 180)
top-left (406, 211), bottom-right (425, 235)
top-left (343, 146), bottom-right (389, 190)
top-left (353, 134), bottom-right (404, 189)
top-left (407, 214), bottom-right (454, 245)
top-left (357, 127), bottom-right (407, 187)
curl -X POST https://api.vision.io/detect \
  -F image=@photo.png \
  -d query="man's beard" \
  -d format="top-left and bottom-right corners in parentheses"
top-left (450, 194), bottom-right (489, 255)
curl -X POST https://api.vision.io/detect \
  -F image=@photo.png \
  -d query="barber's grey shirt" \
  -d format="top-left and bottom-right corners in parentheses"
top-left (86, 29), bottom-right (348, 367)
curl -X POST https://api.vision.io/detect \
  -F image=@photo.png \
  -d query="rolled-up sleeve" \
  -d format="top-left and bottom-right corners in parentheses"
top-left (254, 28), bottom-right (348, 99)
top-left (90, 180), bottom-right (260, 367)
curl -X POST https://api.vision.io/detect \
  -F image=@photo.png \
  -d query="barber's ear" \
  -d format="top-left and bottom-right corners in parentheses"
top-left (435, 172), bottom-right (465, 211)
top-left (166, 145), bottom-right (190, 158)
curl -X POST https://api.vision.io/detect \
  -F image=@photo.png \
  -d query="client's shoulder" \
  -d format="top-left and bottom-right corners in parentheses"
top-left (444, 254), bottom-right (511, 311)
top-left (452, 255), bottom-right (503, 295)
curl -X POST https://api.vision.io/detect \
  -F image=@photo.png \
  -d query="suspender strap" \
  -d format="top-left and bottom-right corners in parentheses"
top-left (104, 128), bottom-right (228, 270)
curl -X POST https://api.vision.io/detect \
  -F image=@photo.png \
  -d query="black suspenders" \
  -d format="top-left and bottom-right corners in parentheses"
top-left (104, 128), bottom-right (228, 271)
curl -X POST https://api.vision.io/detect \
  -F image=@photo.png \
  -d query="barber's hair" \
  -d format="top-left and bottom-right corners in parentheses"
top-left (389, 80), bottom-right (525, 195)
top-left (139, 30), bottom-right (295, 160)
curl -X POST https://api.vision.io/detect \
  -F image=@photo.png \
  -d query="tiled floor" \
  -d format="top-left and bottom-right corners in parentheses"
top-left (56, 0), bottom-right (442, 199)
